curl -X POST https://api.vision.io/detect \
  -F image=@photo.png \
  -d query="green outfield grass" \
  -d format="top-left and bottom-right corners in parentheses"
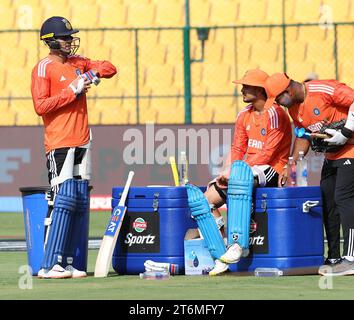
top-left (1, 250), bottom-right (354, 300)
top-left (0, 211), bottom-right (112, 240)
top-left (1, 211), bottom-right (352, 300)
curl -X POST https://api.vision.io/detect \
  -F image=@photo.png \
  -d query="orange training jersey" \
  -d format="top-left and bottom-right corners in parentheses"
top-left (288, 80), bottom-right (354, 160)
top-left (231, 103), bottom-right (292, 173)
top-left (31, 55), bottom-right (117, 153)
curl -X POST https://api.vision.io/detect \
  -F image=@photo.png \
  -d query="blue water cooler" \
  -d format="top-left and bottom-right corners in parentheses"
top-left (112, 186), bottom-right (198, 274)
top-left (230, 186), bottom-right (324, 274)
top-left (19, 186), bottom-right (90, 275)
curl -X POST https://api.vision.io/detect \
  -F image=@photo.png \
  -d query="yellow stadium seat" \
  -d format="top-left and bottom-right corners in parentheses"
top-left (165, 43), bottom-right (184, 65)
top-left (264, 0), bottom-right (283, 24)
top-left (114, 64), bottom-right (137, 96)
top-left (349, 1), bottom-right (354, 21)
top-left (191, 63), bottom-right (207, 95)
top-left (11, 100), bottom-right (41, 126)
top-left (292, 0), bottom-right (322, 23)
top-left (209, 0), bottom-right (238, 26)
top-left (154, 0), bottom-right (184, 27)
top-left (98, 97), bottom-right (137, 124)
top-left (90, 75), bottom-right (122, 97)
top-left (206, 96), bottom-right (237, 124)
top-left (141, 64), bottom-right (178, 95)
top-left (0, 6), bottom-right (15, 29)
top-left (0, 107), bottom-right (16, 126)
top-left (14, 2), bottom-right (43, 29)
top-left (139, 34), bottom-right (167, 65)
top-left (322, 0), bottom-right (350, 22)
top-left (87, 100), bottom-right (102, 125)
top-left (339, 61), bottom-right (354, 88)
top-left (139, 94), bottom-right (158, 123)
top-left (190, 0), bottom-right (212, 26)
top-left (42, 3), bottom-right (72, 22)
top-left (192, 95), bottom-right (213, 123)
top-left (237, 0), bottom-right (267, 25)
top-left (97, 2), bottom-right (128, 27)
top-left (126, 2), bottom-right (156, 27)
top-left (286, 61), bottom-right (318, 82)
top-left (151, 96), bottom-right (184, 124)
top-left (202, 63), bottom-right (232, 95)
top-left (70, 5), bottom-right (100, 29)
top-left (204, 42), bottom-right (225, 64)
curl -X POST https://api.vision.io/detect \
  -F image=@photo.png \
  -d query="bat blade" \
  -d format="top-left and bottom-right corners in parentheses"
top-left (94, 171), bottom-right (134, 278)
top-left (94, 206), bottom-right (126, 277)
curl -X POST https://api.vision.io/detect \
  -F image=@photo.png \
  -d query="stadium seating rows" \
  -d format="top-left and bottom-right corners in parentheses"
top-left (0, 0), bottom-right (353, 125)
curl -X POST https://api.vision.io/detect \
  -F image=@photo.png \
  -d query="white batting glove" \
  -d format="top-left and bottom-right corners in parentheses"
top-left (324, 128), bottom-right (349, 145)
top-left (69, 77), bottom-right (85, 95)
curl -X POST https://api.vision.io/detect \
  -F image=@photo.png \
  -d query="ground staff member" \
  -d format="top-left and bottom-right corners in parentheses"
top-left (31, 16), bottom-right (117, 279)
top-left (265, 73), bottom-right (354, 276)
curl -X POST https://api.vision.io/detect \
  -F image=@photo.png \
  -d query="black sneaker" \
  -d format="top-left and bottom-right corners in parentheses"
top-left (319, 258), bottom-right (354, 276)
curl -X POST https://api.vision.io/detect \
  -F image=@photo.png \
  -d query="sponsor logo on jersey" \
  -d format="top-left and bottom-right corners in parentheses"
top-left (261, 128), bottom-right (266, 136)
top-left (307, 122), bottom-right (323, 132)
top-left (313, 108), bottom-right (320, 116)
top-left (248, 139), bottom-right (264, 149)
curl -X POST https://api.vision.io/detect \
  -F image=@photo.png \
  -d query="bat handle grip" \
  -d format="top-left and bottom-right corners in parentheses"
top-left (118, 171), bottom-right (134, 206)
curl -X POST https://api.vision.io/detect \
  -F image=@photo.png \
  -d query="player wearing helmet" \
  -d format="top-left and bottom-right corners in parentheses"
top-left (31, 16), bottom-right (117, 279)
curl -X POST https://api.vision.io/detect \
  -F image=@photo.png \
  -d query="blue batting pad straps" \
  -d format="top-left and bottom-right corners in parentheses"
top-left (41, 179), bottom-right (78, 270)
top-left (64, 180), bottom-right (90, 269)
top-left (186, 184), bottom-right (226, 260)
top-left (227, 161), bottom-right (254, 250)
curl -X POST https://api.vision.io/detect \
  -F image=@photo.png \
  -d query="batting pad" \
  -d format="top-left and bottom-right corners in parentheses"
top-left (186, 184), bottom-right (226, 260)
top-left (227, 161), bottom-right (254, 249)
top-left (42, 179), bottom-right (78, 270)
top-left (64, 180), bottom-right (89, 266)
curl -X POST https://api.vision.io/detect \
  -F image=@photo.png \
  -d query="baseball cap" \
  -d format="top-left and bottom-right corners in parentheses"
top-left (263, 73), bottom-right (291, 109)
top-left (233, 69), bottom-right (269, 87)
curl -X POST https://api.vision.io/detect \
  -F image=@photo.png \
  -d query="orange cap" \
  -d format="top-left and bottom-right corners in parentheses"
top-left (233, 69), bottom-right (269, 87)
top-left (263, 73), bottom-right (291, 109)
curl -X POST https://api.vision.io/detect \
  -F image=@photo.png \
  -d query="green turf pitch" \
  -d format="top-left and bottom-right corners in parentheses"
top-left (1, 250), bottom-right (354, 300)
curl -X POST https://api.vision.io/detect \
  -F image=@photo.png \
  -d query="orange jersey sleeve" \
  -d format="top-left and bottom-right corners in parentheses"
top-left (31, 58), bottom-right (77, 116)
top-left (69, 55), bottom-right (117, 79)
top-left (245, 105), bottom-right (292, 173)
top-left (230, 106), bottom-right (251, 161)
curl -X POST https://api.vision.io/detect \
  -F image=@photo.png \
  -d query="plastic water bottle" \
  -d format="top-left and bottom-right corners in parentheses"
top-left (296, 151), bottom-right (308, 186)
top-left (254, 267), bottom-right (283, 277)
top-left (139, 271), bottom-right (170, 280)
top-left (287, 156), bottom-right (297, 187)
top-left (179, 151), bottom-right (189, 186)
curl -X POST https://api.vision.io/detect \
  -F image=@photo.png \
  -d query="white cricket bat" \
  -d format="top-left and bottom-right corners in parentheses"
top-left (94, 171), bottom-right (134, 277)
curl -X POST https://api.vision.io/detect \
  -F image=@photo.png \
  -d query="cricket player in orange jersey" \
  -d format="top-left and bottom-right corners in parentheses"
top-left (265, 73), bottom-right (354, 276)
top-left (203, 69), bottom-right (292, 275)
top-left (31, 16), bottom-right (117, 279)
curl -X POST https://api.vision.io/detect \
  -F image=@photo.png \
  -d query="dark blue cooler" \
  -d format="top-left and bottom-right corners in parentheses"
top-left (230, 186), bottom-right (324, 274)
top-left (112, 186), bottom-right (197, 274)
top-left (19, 186), bottom-right (90, 276)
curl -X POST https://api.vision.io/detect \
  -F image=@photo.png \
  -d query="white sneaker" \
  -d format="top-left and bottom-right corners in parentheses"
top-left (208, 259), bottom-right (229, 276)
top-left (65, 265), bottom-right (87, 278)
top-left (220, 243), bottom-right (243, 264)
top-left (37, 264), bottom-right (72, 279)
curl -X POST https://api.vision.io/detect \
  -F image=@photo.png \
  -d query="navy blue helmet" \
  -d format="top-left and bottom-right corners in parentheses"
top-left (40, 16), bottom-right (80, 55)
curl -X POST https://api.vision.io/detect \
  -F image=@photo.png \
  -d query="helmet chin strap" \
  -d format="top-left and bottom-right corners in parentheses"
top-left (45, 37), bottom-right (80, 56)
